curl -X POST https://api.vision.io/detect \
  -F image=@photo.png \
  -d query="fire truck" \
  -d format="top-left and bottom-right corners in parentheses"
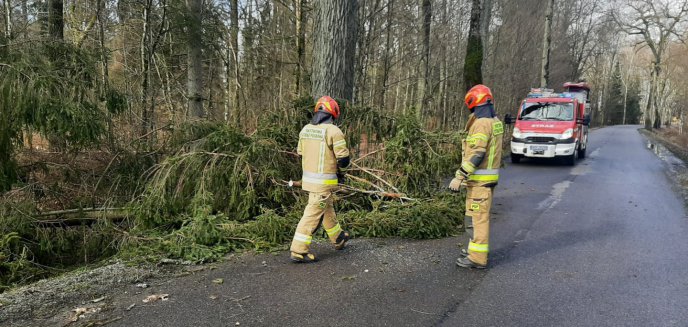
top-left (505, 82), bottom-right (592, 165)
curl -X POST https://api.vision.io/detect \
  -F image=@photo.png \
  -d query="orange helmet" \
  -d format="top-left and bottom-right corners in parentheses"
top-left (464, 84), bottom-right (493, 110)
top-left (315, 96), bottom-right (340, 119)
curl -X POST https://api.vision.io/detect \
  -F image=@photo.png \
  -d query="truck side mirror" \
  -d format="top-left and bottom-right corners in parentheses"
top-left (504, 114), bottom-right (514, 125)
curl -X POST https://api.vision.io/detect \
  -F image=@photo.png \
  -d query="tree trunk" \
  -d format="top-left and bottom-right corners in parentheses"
top-left (96, 0), bottom-right (113, 147)
top-left (622, 79), bottom-right (628, 125)
top-left (653, 64), bottom-right (665, 129)
top-left (644, 67), bottom-right (655, 129)
top-left (480, 0), bottom-right (493, 66)
top-left (311, 0), bottom-right (359, 101)
top-left (223, 44), bottom-right (231, 123)
top-left (230, 0), bottom-right (240, 125)
top-left (463, 0), bottom-right (483, 91)
top-left (354, 0), bottom-right (381, 105)
top-left (440, 0), bottom-right (448, 129)
top-left (21, 0), bottom-right (26, 38)
top-left (294, 0), bottom-right (306, 97)
top-left (48, 0), bottom-right (63, 40)
top-left (46, 0), bottom-right (65, 150)
top-left (3, 0), bottom-right (11, 39)
top-left (416, 0), bottom-right (431, 118)
top-left (377, 0), bottom-right (394, 108)
top-left (186, 0), bottom-right (204, 119)
top-left (140, 0), bottom-right (153, 137)
top-left (540, 0), bottom-right (554, 88)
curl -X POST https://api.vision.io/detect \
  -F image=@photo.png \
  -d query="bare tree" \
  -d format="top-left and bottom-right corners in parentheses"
top-left (48, 0), bottom-right (64, 40)
top-left (230, 0), bottom-right (240, 122)
top-left (463, 0), bottom-right (483, 90)
top-left (377, 0), bottom-right (395, 108)
top-left (540, 0), bottom-right (554, 88)
top-left (187, 0), bottom-right (204, 119)
top-left (140, 0), bottom-right (154, 136)
top-left (613, 0), bottom-right (688, 129)
top-left (294, 0), bottom-right (307, 97)
top-left (416, 0), bottom-right (432, 116)
top-left (3, 0), bottom-right (11, 39)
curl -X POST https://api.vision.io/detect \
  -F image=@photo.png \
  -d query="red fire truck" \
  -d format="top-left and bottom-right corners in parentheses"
top-left (505, 82), bottom-right (592, 165)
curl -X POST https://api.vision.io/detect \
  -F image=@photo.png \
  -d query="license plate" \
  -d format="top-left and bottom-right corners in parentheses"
top-left (530, 145), bottom-right (548, 154)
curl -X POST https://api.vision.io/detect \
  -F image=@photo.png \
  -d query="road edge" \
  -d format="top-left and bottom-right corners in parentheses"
top-left (639, 128), bottom-right (688, 209)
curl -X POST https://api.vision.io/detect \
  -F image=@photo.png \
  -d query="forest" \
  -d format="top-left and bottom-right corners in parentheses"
top-left (0, 0), bottom-right (687, 291)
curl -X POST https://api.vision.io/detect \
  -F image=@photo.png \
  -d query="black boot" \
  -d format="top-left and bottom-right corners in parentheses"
top-left (456, 256), bottom-right (486, 269)
top-left (334, 231), bottom-right (350, 250)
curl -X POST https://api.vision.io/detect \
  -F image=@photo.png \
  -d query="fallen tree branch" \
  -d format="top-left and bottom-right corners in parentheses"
top-left (280, 180), bottom-right (414, 201)
top-left (345, 174), bottom-right (386, 193)
top-left (353, 147), bottom-right (385, 163)
top-left (339, 185), bottom-right (414, 201)
top-left (34, 207), bottom-right (125, 217)
top-left (350, 162), bottom-right (401, 194)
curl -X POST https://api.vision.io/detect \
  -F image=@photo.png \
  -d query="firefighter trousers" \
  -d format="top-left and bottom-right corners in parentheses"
top-left (464, 185), bottom-right (494, 266)
top-left (290, 192), bottom-right (344, 254)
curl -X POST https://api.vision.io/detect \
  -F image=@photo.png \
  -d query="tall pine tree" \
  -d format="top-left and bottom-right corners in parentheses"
top-left (605, 62), bottom-right (624, 125)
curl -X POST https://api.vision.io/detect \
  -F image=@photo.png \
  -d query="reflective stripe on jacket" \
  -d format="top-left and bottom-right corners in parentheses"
top-left (459, 115), bottom-right (504, 185)
top-left (298, 123), bottom-right (350, 192)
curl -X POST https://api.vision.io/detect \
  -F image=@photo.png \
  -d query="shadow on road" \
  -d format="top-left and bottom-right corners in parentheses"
top-left (491, 220), bottom-right (623, 266)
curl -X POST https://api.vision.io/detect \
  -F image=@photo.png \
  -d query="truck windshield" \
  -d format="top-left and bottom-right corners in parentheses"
top-left (519, 102), bottom-right (574, 121)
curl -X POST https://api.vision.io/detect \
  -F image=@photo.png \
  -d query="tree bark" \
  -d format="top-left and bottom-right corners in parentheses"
top-left (48, 0), bottom-right (63, 40)
top-left (416, 0), bottom-right (431, 118)
top-left (463, 0), bottom-right (483, 91)
top-left (540, 0), bottom-right (554, 88)
top-left (294, 0), bottom-right (306, 97)
top-left (140, 0), bottom-right (153, 137)
top-left (186, 0), bottom-right (204, 119)
top-left (652, 64), bottom-right (662, 129)
top-left (480, 0), bottom-right (493, 66)
top-left (378, 0), bottom-right (394, 108)
top-left (3, 0), bottom-right (11, 39)
top-left (21, 0), bottom-right (26, 38)
top-left (311, 0), bottom-right (359, 101)
top-left (645, 69), bottom-right (657, 130)
top-left (230, 0), bottom-right (240, 125)
top-left (96, 0), bottom-right (113, 147)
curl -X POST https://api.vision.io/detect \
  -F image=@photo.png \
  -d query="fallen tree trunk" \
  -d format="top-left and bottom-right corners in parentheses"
top-left (34, 207), bottom-right (125, 217)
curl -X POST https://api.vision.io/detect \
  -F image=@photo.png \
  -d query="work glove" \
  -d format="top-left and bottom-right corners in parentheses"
top-left (448, 176), bottom-right (465, 192)
top-left (337, 171), bottom-right (346, 184)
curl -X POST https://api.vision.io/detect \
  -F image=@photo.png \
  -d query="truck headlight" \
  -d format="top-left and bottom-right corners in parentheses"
top-left (513, 127), bottom-right (522, 139)
top-left (561, 128), bottom-right (573, 139)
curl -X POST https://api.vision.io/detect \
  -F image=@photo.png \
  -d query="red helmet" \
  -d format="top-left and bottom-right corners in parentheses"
top-left (464, 84), bottom-right (493, 110)
top-left (314, 96), bottom-right (340, 119)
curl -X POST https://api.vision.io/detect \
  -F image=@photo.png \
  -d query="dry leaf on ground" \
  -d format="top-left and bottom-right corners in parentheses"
top-left (142, 294), bottom-right (169, 303)
top-left (69, 306), bottom-right (102, 322)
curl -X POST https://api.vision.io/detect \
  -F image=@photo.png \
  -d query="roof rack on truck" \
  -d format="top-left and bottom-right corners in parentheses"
top-left (526, 88), bottom-right (558, 98)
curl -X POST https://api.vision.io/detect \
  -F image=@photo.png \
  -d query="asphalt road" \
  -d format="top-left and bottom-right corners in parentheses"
top-left (48, 125), bottom-right (688, 326)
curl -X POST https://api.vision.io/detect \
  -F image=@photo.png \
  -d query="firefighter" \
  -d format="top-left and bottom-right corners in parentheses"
top-left (449, 84), bottom-right (503, 269)
top-left (290, 96), bottom-right (351, 263)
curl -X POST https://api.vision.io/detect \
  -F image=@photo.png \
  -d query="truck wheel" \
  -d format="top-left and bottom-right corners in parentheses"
top-left (577, 146), bottom-right (586, 159)
top-left (511, 153), bottom-right (522, 164)
top-left (563, 153), bottom-right (575, 166)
